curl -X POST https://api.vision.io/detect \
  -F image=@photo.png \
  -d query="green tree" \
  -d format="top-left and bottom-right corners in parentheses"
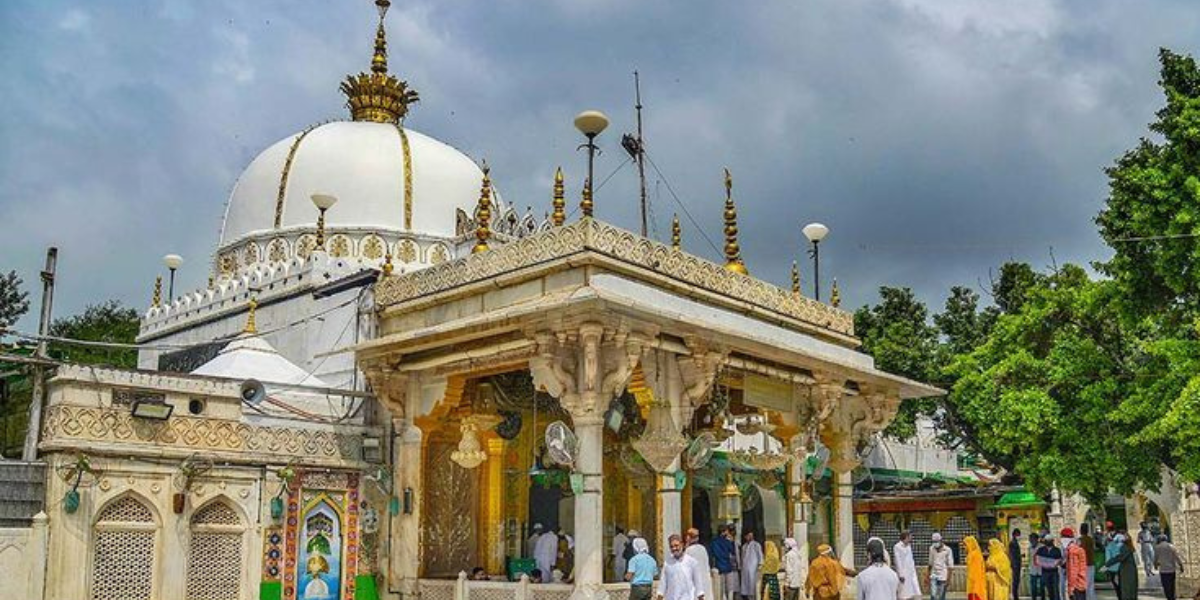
top-left (48, 301), bottom-right (141, 368)
top-left (0, 270), bottom-right (30, 330)
top-left (854, 287), bottom-right (940, 440)
top-left (1094, 48), bottom-right (1200, 481)
top-left (945, 265), bottom-right (1159, 503)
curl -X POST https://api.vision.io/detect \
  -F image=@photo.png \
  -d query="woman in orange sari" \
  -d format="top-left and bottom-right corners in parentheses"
top-left (965, 536), bottom-right (988, 600)
top-left (987, 539), bottom-right (1013, 600)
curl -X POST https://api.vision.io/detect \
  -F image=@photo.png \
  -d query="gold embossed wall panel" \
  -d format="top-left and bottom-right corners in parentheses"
top-left (423, 442), bottom-right (479, 577)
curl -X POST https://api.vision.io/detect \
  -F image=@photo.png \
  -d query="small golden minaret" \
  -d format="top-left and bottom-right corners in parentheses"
top-left (722, 168), bottom-right (748, 275)
top-left (671, 214), bottom-right (682, 250)
top-left (472, 164), bottom-right (493, 254)
top-left (151, 276), bottom-right (162, 308)
top-left (551, 167), bottom-right (566, 226)
top-left (830, 278), bottom-right (841, 307)
top-left (244, 297), bottom-right (258, 334)
top-left (207, 276), bottom-right (214, 291)
top-left (580, 177), bottom-right (594, 218)
top-left (382, 253), bottom-right (394, 276)
top-left (791, 261), bottom-right (801, 297)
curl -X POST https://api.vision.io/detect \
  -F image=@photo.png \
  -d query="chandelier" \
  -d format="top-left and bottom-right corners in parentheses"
top-left (727, 414), bottom-right (791, 471)
top-left (451, 414), bottom-right (502, 469)
top-left (632, 400), bottom-right (689, 473)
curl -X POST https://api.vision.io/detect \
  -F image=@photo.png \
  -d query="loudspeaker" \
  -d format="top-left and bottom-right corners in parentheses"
top-left (240, 378), bottom-right (266, 405)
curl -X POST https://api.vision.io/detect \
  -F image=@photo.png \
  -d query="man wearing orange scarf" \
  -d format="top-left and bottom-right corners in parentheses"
top-left (965, 536), bottom-right (988, 600)
top-left (806, 544), bottom-right (849, 600)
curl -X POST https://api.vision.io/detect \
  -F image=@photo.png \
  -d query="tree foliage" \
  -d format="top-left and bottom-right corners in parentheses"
top-left (853, 48), bottom-right (1200, 497)
top-left (0, 270), bottom-right (30, 329)
top-left (48, 301), bottom-right (141, 368)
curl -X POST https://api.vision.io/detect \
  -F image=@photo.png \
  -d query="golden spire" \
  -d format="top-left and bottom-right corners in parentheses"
top-left (382, 252), bottom-right (394, 276)
top-left (791, 261), bottom-right (801, 296)
top-left (151, 276), bottom-right (162, 308)
top-left (722, 168), bottom-right (748, 275)
top-left (244, 297), bottom-right (258, 334)
top-left (580, 177), bottom-right (594, 218)
top-left (830, 278), bottom-right (841, 307)
top-left (207, 276), bottom-right (214, 291)
top-left (340, 0), bottom-right (419, 123)
top-left (551, 167), bottom-right (566, 226)
top-left (671, 214), bottom-right (682, 250)
top-left (472, 163), bottom-right (493, 254)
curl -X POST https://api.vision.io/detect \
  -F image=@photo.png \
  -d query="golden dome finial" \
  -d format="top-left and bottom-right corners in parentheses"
top-left (244, 297), bottom-right (258, 334)
top-left (671, 214), bottom-right (682, 250)
top-left (382, 252), bottom-right (394, 276)
top-left (581, 177), bottom-right (594, 218)
top-left (151, 276), bottom-right (162, 308)
top-left (472, 162), bottom-right (493, 254)
top-left (830, 278), bottom-right (841, 307)
top-left (552, 167), bottom-right (566, 226)
top-left (340, 0), bottom-right (419, 123)
top-left (722, 168), bottom-right (747, 275)
top-left (791, 261), bottom-right (801, 296)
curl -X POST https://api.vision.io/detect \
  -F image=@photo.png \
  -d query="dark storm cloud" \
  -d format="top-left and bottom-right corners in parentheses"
top-left (2, 0), bottom-right (1198, 332)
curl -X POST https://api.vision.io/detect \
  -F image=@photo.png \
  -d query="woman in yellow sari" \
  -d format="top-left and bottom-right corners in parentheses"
top-left (760, 541), bottom-right (782, 600)
top-left (987, 539), bottom-right (1013, 600)
top-left (965, 536), bottom-right (987, 600)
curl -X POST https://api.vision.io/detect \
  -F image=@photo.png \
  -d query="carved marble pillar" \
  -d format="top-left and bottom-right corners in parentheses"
top-left (393, 417), bottom-right (424, 592)
top-left (530, 322), bottom-right (646, 600)
top-left (829, 440), bottom-right (859, 571)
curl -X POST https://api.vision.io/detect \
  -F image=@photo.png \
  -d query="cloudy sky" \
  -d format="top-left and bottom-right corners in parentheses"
top-left (2, 0), bottom-right (1198, 334)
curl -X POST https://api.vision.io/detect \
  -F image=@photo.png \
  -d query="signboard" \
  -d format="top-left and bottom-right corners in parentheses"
top-left (742, 373), bottom-right (794, 412)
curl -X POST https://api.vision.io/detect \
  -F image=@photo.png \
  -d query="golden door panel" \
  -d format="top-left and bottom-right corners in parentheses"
top-left (423, 442), bottom-right (479, 577)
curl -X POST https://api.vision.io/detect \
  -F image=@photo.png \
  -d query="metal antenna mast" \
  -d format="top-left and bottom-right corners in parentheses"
top-left (623, 71), bottom-right (649, 237)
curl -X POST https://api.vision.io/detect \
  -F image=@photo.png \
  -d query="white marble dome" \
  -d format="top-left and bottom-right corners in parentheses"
top-left (219, 121), bottom-right (484, 249)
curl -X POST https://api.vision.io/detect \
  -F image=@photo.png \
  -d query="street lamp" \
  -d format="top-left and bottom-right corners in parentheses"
top-left (574, 110), bottom-right (609, 218)
top-left (162, 254), bottom-right (183, 300)
top-left (802, 222), bottom-right (830, 301)
top-left (311, 193), bottom-right (338, 249)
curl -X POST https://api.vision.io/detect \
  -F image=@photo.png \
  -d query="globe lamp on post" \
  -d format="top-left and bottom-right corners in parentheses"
top-left (802, 222), bottom-right (830, 301)
top-left (574, 110), bottom-right (610, 218)
top-left (162, 254), bottom-right (184, 300)
top-left (311, 194), bottom-right (339, 250)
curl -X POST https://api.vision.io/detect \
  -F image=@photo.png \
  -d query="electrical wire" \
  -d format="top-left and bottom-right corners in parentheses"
top-left (565, 156), bottom-right (633, 221)
top-left (643, 152), bottom-right (723, 257)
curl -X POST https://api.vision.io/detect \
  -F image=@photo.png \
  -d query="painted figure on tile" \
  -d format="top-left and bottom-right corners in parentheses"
top-left (300, 501), bottom-right (343, 600)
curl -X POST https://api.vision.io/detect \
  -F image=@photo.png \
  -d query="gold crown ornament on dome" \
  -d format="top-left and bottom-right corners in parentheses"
top-left (340, 0), bottom-right (420, 124)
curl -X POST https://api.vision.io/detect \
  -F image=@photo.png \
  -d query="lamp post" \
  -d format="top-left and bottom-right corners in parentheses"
top-left (162, 254), bottom-right (183, 300)
top-left (311, 194), bottom-right (338, 249)
top-left (574, 110), bottom-right (609, 218)
top-left (802, 222), bottom-right (830, 301)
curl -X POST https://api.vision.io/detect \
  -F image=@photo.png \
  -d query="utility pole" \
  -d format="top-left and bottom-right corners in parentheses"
top-left (22, 247), bottom-right (57, 461)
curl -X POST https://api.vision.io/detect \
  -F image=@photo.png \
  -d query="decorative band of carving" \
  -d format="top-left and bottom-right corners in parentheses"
top-left (375, 218), bottom-right (855, 336)
top-left (41, 404), bottom-right (367, 462)
top-left (397, 124), bottom-right (414, 231)
top-left (274, 124), bottom-right (318, 228)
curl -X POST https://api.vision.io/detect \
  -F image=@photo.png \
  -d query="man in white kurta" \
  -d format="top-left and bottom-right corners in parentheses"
top-left (528, 523), bottom-right (544, 558)
top-left (686, 528), bottom-right (714, 600)
top-left (661, 534), bottom-right (706, 600)
top-left (855, 559), bottom-right (900, 600)
top-left (740, 532), bottom-right (764, 600)
top-left (534, 529), bottom-right (560, 578)
top-left (893, 532), bottom-right (921, 600)
top-left (614, 527), bottom-right (631, 582)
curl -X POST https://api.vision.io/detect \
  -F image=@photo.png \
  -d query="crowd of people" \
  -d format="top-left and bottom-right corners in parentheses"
top-left (480, 520), bottom-right (1186, 600)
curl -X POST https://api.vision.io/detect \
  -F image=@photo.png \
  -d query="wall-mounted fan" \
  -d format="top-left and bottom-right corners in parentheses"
top-left (684, 432), bottom-right (716, 470)
top-left (544, 421), bottom-right (578, 470)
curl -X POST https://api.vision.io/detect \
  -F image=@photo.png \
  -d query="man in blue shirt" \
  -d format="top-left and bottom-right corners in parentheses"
top-left (711, 524), bottom-right (740, 600)
top-left (626, 537), bottom-right (659, 600)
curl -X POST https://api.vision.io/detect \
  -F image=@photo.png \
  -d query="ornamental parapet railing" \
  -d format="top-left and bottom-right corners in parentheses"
top-left (376, 218), bottom-right (854, 337)
top-left (39, 404), bottom-right (375, 467)
top-left (419, 568), bottom-right (723, 600)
